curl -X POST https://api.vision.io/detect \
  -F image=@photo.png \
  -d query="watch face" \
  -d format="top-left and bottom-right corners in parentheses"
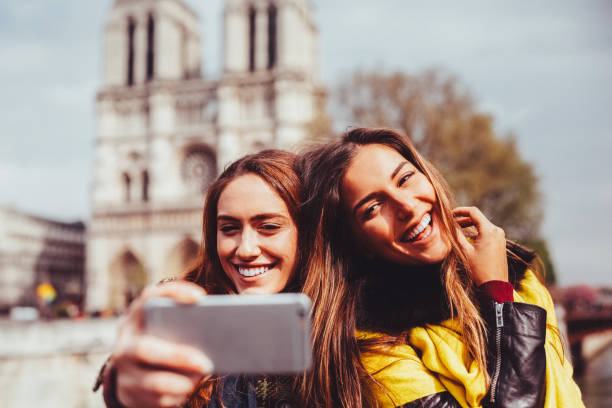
top-left (181, 149), bottom-right (216, 193)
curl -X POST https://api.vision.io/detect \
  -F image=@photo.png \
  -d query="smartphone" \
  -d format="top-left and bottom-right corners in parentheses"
top-left (144, 293), bottom-right (312, 374)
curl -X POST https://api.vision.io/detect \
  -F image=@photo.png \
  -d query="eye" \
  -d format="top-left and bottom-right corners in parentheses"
top-left (398, 171), bottom-right (415, 187)
top-left (258, 223), bottom-right (282, 234)
top-left (219, 224), bottom-right (240, 234)
top-left (362, 202), bottom-right (380, 220)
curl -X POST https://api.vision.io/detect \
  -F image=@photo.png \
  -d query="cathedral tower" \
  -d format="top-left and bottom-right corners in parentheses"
top-left (88, 0), bottom-right (213, 312)
top-left (217, 0), bottom-right (324, 165)
top-left (102, 0), bottom-right (202, 86)
top-left (87, 0), bottom-right (323, 312)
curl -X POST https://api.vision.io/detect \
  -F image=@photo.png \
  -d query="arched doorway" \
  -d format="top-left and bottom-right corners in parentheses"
top-left (109, 250), bottom-right (147, 312)
top-left (163, 237), bottom-right (200, 279)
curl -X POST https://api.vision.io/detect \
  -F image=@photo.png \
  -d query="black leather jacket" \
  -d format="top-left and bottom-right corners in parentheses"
top-left (400, 300), bottom-right (547, 408)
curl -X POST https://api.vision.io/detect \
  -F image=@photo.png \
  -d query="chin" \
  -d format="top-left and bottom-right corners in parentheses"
top-left (393, 245), bottom-right (450, 267)
top-left (423, 245), bottom-right (451, 265)
top-left (237, 286), bottom-right (262, 295)
top-left (237, 285), bottom-right (275, 295)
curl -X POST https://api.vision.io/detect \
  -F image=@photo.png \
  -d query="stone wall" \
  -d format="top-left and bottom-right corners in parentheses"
top-left (0, 318), bottom-right (118, 408)
top-left (0, 206), bottom-right (85, 311)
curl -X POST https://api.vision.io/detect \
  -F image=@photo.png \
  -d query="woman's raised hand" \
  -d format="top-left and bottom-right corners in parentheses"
top-left (112, 281), bottom-right (213, 408)
top-left (453, 206), bottom-right (508, 286)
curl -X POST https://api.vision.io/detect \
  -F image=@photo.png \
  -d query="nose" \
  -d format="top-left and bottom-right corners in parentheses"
top-left (235, 228), bottom-right (261, 260)
top-left (390, 191), bottom-right (417, 221)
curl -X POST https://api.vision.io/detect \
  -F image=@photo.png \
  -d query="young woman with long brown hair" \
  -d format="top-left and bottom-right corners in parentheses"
top-left (300, 128), bottom-right (584, 407)
top-left (95, 149), bottom-right (362, 408)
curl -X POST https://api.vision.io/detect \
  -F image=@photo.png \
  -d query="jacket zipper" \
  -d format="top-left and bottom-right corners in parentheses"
top-left (489, 302), bottom-right (504, 404)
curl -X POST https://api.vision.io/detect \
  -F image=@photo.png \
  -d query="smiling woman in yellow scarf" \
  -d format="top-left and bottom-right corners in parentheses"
top-left (301, 127), bottom-right (584, 407)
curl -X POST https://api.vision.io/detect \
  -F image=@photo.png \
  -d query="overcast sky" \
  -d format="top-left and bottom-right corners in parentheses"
top-left (1, 0), bottom-right (610, 286)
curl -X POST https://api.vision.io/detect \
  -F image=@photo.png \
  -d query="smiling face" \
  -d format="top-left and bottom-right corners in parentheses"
top-left (341, 144), bottom-right (451, 266)
top-left (216, 173), bottom-right (298, 294)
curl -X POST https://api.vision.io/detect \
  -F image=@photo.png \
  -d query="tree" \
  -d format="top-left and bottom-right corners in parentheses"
top-left (518, 238), bottom-right (557, 285)
top-left (328, 68), bottom-right (542, 242)
top-left (307, 68), bottom-right (556, 282)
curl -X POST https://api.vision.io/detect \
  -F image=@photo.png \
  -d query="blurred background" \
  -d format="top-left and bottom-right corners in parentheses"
top-left (0, 0), bottom-right (610, 406)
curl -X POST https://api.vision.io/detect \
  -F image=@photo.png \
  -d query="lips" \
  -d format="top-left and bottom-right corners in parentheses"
top-left (235, 264), bottom-right (275, 277)
top-left (401, 213), bottom-right (432, 242)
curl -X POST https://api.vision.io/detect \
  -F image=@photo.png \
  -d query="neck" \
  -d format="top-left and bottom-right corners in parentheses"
top-left (356, 259), bottom-right (450, 334)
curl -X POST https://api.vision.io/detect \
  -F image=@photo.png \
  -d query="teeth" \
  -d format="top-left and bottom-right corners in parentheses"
top-left (237, 265), bottom-right (271, 277)
top-left (420, 226), bottom-right (432, 240)
top-left (406, 213), bottom-right (432, 241)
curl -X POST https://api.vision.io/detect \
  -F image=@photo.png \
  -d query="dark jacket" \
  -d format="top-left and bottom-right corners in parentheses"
top-left (205, 375), bottom-right (296, 408)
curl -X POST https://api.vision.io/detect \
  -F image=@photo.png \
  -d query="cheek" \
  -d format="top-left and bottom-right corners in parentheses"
top-left (360, 219), bottom-right (393, 246)
top-left (348, 222), bottom-right (391, 258)
top-left (275, 230), bottom-right (298, 270)
top-left (431, 212), bottom-right (452, 252)
top-left (216, 236), bottom-right (235, 261)
top-left (283, 232), bottom-right (299, 264)
top-left (421, 178), bottom-right (437, 201)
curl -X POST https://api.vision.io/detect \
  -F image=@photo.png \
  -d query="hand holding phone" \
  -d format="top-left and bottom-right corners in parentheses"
top-left (144, 293), bottom-right (312, 374)
top-left (111, 281), bottom-right (212, 408)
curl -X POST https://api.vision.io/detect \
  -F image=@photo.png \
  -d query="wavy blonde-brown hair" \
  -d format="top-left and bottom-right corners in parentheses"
top-left (300, 128), bottom-right (496, 404)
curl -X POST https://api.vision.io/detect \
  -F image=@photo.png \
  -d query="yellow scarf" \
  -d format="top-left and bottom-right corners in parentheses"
top-left (358, 270), bottom-right (585, 408)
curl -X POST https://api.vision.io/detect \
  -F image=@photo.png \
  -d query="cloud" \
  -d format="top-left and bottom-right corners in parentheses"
top-left (0, 0), bottom-right (610, 286)
top-left (0, 160), bottom-right (90, 221)
top-left (0, 1), bottom-right (45, 21)
top-left (479, 99), bottom-right (537, 130)
top-left (43, 81), bottom-right (97, 108)
top-left (0, 40), bottom-right (52, 76)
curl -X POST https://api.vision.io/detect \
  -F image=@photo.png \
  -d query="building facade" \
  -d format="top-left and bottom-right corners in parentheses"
top-left (0, 206), bottom-right (85, 313)
top-left (87, 0), bottom-right (324, 311)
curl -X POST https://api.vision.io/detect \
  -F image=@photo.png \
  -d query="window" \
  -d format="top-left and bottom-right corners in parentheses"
top-left (123, 172), bottom-right (132, 202)
top-left (127, 17), bottom-right (136, 86)
top-left (146, 14), bottom-right (155, 81)
top-left (181, 27), bottom-right (188, 79)
top-left (181, 148), bottom-right (216, 193)
top-left (267, 4), bottom-right (277, 69)
top-left (142, 170), bottom-right (149, 202)
top-left (248, 6), bottom-right (256, 72)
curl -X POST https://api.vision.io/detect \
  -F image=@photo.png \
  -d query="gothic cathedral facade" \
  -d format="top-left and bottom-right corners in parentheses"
top-left (86, 0), bottom-right (323, 312)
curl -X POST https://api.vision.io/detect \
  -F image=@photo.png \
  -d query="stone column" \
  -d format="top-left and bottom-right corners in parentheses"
top-left (223, 5), bottom-right (249, 72)
top-left (103, 20), bottom-right (128, 86)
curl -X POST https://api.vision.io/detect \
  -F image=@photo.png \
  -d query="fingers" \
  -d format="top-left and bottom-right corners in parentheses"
top-left (455, 225), bottom-right (472, 249)
top-left (454, 216), bottom-right (473, 228)
top-left (144, 280), bottom-right (207, 303)
top-left (453, 206), bottom-right (508, 285)
top-left (118, 335), bottom-right (213, 375)
top-left (117, 363), bottom-right (205, 408)
top-left (121, 281), bottom-right (207, 332)
top-left (112, 281), bottom-right (211, 408)
top-left (453, 206), bottom-right (487, 230)
top-left (133, 281), bottom-right (207, 314)
top-left (453, 207), bottom-right (505, 238)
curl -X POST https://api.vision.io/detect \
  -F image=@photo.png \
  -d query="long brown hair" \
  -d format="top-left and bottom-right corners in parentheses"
top-left (184, 149), bottom-right (355, 407)
top-left (186, 149), bottom-right (304, 294)
top-left (300, 128), bottom-right (498, 404)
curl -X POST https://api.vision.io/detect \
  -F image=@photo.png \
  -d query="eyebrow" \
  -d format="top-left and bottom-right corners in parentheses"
top-left (352, 161), bottom-right (408, 215)
top-left (353, 193), bottom-right (378, 216)
top-left (217, 213), bottom-right (288, 222)
top-left (390, 161), bottom-right (408, 180)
